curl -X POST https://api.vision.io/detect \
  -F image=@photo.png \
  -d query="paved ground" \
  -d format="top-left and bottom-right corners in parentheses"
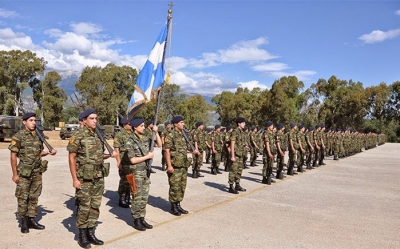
top-left (0, 143), bottom-right (399, 249)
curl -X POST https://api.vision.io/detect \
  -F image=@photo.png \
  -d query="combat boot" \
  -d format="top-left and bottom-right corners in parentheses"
top-left (170, 202), bottom-right (181, 216)
top-left (228, 184), bottom-right (239, 194)
top-left (216, 167), bottom-right (222, 174)
top-left (125, 190), bottom-right (132, 205)
top-left (192, 170), bottom-right (198, 178)
top-left (20, 217), bottom-right (29, 233)
top-left (87, 227), bottom-right (104, 245)
top-left (334, 156), bottom-right (339, 160)
top-left (133, 218), bottom-right (146, 231)
top-left (211, 167), bottom-right (216, 175)
top-left (119, 195), bottom-right (129, 208)
top-left (196, 170), bottom-right (204, 177)
top-left (78, 228), bottom-right (91, 249)
top-left (176, 202), bottom-right (189, 214)
top-left (140, 217), bottom-right (153, 229)
top-left (27, 217), bottom-right (45, 230)
top-left (262, 176), bottom-right (268, 184)
top-left (235, 183), bottom-right (246, 192)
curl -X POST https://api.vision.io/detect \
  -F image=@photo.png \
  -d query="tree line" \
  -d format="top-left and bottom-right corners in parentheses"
top-left (1, 50), bottom-right (399, 142)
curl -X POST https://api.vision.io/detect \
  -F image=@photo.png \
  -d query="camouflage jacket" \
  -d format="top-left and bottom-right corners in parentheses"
top-left (230, 128), bottom-right (247, 158)
top-left (212, 131), bottom-right (223, 151)
top-left (113, 128), bottom-right (132, 165)
top-left (193, 129), bottom-right (207, 151)
top-left (263, 130), bottom-right (276, 155)
top-left (288, 129), bottom-right (298, 150)
top-left (165, 128), bottom-right (189, 168)
top-left (126, 132), bottom-right (150, 172)
top-left (9, 129), bottom-right (43, 167)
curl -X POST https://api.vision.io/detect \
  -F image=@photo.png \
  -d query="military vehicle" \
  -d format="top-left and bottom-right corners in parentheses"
top-left (59, 125), bottom-right (78, 140)
top-left (0, 115), bottom-right (24, 142)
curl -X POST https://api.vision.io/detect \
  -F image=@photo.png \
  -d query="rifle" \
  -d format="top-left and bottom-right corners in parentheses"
top-left (70, 94), bottom-right (114, 155)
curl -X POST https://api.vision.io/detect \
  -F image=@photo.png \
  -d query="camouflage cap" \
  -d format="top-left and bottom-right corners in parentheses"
top-left (22, 112), bottom-right (36, 120)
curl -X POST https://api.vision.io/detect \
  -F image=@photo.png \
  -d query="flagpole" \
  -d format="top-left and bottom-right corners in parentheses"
top-left (148, 2), bottom-right (173, 171)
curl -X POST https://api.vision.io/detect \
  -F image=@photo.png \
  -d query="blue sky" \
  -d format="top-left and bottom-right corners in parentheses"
top-left (0, 0), bottom-right (399, 96)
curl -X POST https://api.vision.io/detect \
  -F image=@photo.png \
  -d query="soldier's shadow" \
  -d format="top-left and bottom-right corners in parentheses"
top-left (240, 175), bottom-right (262, 183)
top-left (14, 205), bottom-right (54, 228)
top-left (204, 181), bottom-right (227, 192)
top-left (61, 194), bottom-right (79, 240)
top-left (103, 190), bottom-right (132, 226)
top-left (148, 195), bottom-right (170, 212)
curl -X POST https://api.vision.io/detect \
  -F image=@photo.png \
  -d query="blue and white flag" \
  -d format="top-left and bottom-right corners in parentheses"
top-left (127, 21), bottom-right (169, 117)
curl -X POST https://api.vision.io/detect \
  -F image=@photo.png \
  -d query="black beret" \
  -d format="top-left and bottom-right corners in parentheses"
top-left (145, 120), bottom-right (153, 126)
top-left (226, 125), bottom-right (232, 131)
top-left (277, 123), bottom-right (285, 130)
top-left (164, 121), bottom-right (170, 126)
top-left (298, 125), bottom-right (304, 129)
top-left (22, 112), bottom-right (36, 120)
top-left (308, 126), bottom-right (314, 131)
top-left (265, 121), bottom-right (273, 127)
top-left (81, 108), bottom-right (96, 119)
top-left (195, 121), bottom-right (203, 127)
top-left (290, 122), bottom-right (296, 128)
top-left (236, 117), bottom-right (245, 124)
top-left (78, 112), bottom-right (85, 121)
top-left (321, 124), bottom-right (325, 128)
top-left (120, 116), bottom-right (130, 125)
top-left (221, 127), bottom-right (226, 131)
top-left (243, 126), bottom-right (248, 131)
top-left (215, 124), bottom-right (221, 129)
top-left (130, 117), bottom-right (144, 127)
top-left (337, 128), bottom-right (342, 132)
top-left (251, 126), bottom-right (257, 131)
top-left (171, 116), bottom-right (184, 124)
top-left (315, 124), bottom-right (320, 129)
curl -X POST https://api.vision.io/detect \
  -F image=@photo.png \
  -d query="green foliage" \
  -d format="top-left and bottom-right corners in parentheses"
top-left (0, 50), bottom-right (46, 115)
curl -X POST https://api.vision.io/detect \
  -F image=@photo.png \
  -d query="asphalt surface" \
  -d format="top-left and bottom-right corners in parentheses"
top-left (0, 143), bottom-right (399, 249)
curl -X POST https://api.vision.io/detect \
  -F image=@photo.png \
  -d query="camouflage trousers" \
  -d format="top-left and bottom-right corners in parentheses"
top-left (276, 152), bottom-right (285, 176)
top-left (192, 150), bottom-right (204, 170)
top-left (168, 167), bottom-right (188, 203)
top-left (161, 148), bottom-right (166, 167)
top-left (228, 156), bottom-right (243, 184)
top-left (296, 150), bottom-right (305, 167)
top-left (212, 150), bottom-right (222, 169)
top-left (15, 170), bottom-right (42, 218)
top-left (288, 150), bottom-right (297, 169)
top-left (75, 177), bottom-right (104, 228)
top-left (205, 147), bottom-right (211, 163)
top-left (118, 165), bottom-right (131, 196)
top-left (262, 154), bottom-right (274, 177)
top-left (130, 169), bottom-right (150, 219)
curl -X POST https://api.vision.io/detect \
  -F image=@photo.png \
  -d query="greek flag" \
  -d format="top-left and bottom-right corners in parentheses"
top-left (127, 21), bottom-right (169, 117)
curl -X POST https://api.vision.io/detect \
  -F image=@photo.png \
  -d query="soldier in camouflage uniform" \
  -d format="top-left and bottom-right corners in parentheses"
top-left (313, 125), bottom-right (322, 168)
top-left (165, 116), bottom-right (199, 216)
top-left (67, 108), bottom-right (111, 248)
top-left (192, 121), bottom-right (206, 178)
top-left (143, 120), bottom-right (156, 174)
top-left (161, 121), bottom-right (172, 171)
top-left (211, 125), bottom-right (223, 175)
top-left (9, 112), bottom-right (57, 234)
top-left (296, 125), bottom-right (307, 173)
top-left (287, 122), bottom-right (299, 176)
top-left (113, 116), bottom-right (132, 208)
top-left (275, 123), bottom-right (286, 179)
top-left (262, 121), bottom-right (276, 185)
top-left (228, 117), bottom-right (248, 194)
top-left (205, 128), bottom-right (213, 164)
top-left (305, 126), bottom-right (315, 169)
top-left (223, 126), bottom-right (233, 172)
top-left (126, 118), bottom-right (161, 231)
top-left (249, 127), bottom-right (260, 166)
top-left (242, 126), bottom-right (250, 169)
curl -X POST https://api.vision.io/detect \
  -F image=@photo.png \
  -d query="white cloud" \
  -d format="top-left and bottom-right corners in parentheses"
top-left (238, 80), bottom-right (269, 90)
top-left (395, 10), bottom-right (400, 15)
top-left (0, 8), bottom-right (17, 18)
top-left (358, 29), bottom-right (400, 44)
top-left (0, 28), bottom-right (37, 50)
top-left (252, 62), bottom-right (289, 72)
top-left (70, 22), bottom-right (103, 37)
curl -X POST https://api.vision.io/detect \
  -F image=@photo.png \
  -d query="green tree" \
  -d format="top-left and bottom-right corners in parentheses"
top-left (75, 63), bottom-right (137, 124)
top-left (0, 50), bottom-right (47, 115)
top-left (29, 71), bottom-right (67, 127)
top-left (365, 82), bottom-right (391, 133)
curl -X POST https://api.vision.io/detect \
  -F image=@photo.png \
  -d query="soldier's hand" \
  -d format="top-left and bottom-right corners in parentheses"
top-left (193, 149), bottom-right (200, 155)
top-left (12, 175), bottom-right (19, 184)
top-left (268, 153), bottom-right (273, 159)
top-left (147, 152), bottom-right (154, 159)
top-left (103, 154), bottom-right (111, 159)
top-left (231, 156), bottom-right (236, 162)
top-left (152, 126), bottom-right (158, 133)
top-left (111, 150), bottom-right (119, 158)
top-left (73, 179), bottom-right (81, 190)
top-left (49, 149), bottom-right (57, 155)
top-left (167, 166), bottom-right (174, 173)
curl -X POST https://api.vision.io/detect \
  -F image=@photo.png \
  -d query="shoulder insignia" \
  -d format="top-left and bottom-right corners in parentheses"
top-left (114, 137), bottom-right (118, 143)
top-left (164, 137), bottom-right (169, 143)
top-left (69, 137), bottom-right (75, 144)
top-left (11, 139), bottom-right (16, 146)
